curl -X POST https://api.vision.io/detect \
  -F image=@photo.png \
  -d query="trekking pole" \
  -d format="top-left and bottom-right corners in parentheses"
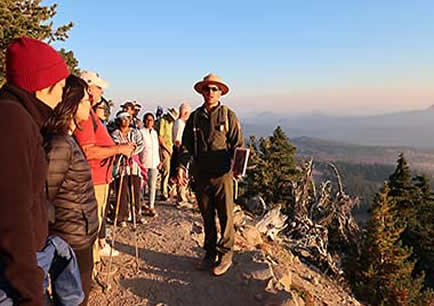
top-left (106, 156), bottom-right (126, 285)
top-left (128, 158), bottom-right (140, 273)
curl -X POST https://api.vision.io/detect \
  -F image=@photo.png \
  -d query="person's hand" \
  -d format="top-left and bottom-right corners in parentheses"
top-left (118, 143), bottom-right (135, 157)
top-left (177, 168), bottom-right (188, 186)
top-left (157, 162), bottom-right (163, 170)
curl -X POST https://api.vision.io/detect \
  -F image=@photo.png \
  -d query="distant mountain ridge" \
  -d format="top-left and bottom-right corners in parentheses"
top-left (291, 136), bottom-right (434, 175)
top-left (241, 106), bottom-right (434, 148)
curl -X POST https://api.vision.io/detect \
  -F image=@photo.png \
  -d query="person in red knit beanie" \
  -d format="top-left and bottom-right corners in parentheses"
top-left (0, 36), bottom-right (69, 306)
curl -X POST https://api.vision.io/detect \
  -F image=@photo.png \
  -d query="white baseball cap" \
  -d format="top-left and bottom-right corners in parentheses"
top-left (80, 70), bottom-right (109, 89)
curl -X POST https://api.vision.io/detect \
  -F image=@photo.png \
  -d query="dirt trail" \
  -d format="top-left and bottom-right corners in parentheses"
top-left (88, 201), bottom-right (362, 306)
top-left (89, 201), bottom-right (264, 306)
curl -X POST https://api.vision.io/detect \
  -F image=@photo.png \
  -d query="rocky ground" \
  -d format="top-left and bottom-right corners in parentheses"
top-left (88, 199), bottom-right (363, 306)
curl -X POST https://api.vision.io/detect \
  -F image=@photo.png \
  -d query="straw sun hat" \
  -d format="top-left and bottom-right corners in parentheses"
top-left (194, 73), bottom-right (229, 95)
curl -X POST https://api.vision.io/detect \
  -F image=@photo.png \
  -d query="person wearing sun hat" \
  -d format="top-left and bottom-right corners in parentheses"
top-left (177, 73), bottom-right (244, 276)
top-left (156, 107), bottom-right (178, 200)
top-left (132, 102), bottom-right (144, 129)
top-left (111, 111), bottom-right (145, 226)
top-left (0, 36), bottom-right (69, 306)
top-left (74, 71), bottom-right (134, 265)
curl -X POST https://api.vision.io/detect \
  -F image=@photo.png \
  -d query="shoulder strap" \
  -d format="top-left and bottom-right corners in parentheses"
top-left (193, 110), bottom-right (199, 160)
top-left (223, 105), bottom-right (229, 133)
top-left (218, 105), bottom-right (230, 133)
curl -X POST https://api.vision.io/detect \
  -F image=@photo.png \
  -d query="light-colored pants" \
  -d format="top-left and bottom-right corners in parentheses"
top-left (93, 184), bottom-right (109, 264)
top-left (147, 168), bottom-right (158, 209)
top-left (160, 150), bottom-right (171, 198)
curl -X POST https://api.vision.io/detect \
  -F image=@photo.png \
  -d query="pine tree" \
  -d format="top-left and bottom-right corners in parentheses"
top-left (387, 154), bottom-right (434, 292)
top-left (264, 126), bottom-right (297, 206)
top-left (0, 0), bottom-right (75, 84)
top-left (388, 154), bottom-right (417, 222)
top-left (388, 154), bottom-right (420, 247)
top-left (412, 175), bottom-right (434, 289)
top-left (357, 184), bottom-right (425, 305)
top-left (244, 127), bottom-right (298, 208)
top-left (243, 136), bottom-right (273, 200)
top-left (58, 48), bottom-right (81, 76)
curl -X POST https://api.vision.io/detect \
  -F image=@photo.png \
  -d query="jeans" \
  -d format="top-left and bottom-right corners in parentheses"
top-left (147, 168), bottom-right (158, 209)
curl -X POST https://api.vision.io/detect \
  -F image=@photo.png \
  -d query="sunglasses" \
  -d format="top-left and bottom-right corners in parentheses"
top-left (203, 86), bottom-right (220, 93)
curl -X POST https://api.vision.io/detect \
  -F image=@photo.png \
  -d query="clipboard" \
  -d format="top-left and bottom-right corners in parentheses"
top-left (231, 147), bottom-right (250, 177)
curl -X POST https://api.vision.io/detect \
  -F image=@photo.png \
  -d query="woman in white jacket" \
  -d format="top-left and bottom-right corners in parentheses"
top-left (140, 112), bottom-right (161, 217)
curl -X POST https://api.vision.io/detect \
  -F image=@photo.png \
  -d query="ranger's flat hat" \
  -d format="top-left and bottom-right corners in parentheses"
top-left (194, 73), bottom-right (229, 95)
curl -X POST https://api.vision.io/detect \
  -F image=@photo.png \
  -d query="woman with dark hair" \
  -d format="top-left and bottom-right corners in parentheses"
top-left (111, 111), bottom-right (145, 227)
top-left (93, 97), bottom-right (110, 124)
top-left (140, 112), bottom-right (161, 217)
top-left (42, 75), bottom-right (98, 305)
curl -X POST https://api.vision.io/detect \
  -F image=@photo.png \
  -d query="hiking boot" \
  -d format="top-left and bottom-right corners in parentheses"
top-left (149, 208), bottom-right (158, 217)
top-left (197, 253), bottom-right (217, 271)
top-left (141, 205), bottom-right (150, 214)
top-left (213, 252), bottom-right (233, 276)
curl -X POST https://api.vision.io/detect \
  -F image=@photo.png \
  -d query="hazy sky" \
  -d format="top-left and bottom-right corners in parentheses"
top-left (48, 0), bottom-right (434, 115)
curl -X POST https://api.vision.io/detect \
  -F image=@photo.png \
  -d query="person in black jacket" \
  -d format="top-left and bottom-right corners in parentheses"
top-left (42, 75), bottom-right (98, 305)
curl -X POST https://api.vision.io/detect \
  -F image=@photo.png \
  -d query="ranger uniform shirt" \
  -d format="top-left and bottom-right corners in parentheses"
top-left (178, 102), bottom-right (244, 176)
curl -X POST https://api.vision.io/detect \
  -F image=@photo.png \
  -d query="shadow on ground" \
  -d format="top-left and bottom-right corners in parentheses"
top-left (115, 241), bottom-right (267, 306)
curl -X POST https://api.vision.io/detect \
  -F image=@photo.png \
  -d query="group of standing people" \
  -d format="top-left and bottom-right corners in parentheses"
top-left (0, 36), bottom-right (244, 306)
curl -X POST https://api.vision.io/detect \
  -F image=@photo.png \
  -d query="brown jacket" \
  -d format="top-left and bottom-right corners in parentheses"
top-left (0, 84), bottom-right (51, 306)
top-left (179, 103), bottom-right (244, 177)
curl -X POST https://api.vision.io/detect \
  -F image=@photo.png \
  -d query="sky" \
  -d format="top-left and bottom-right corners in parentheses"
top-left (47, 0), bottom-right (434, 116)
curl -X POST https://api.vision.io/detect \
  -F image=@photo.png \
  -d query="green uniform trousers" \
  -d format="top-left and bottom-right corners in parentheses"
top-left (195, 172), bottom-right (234, 256)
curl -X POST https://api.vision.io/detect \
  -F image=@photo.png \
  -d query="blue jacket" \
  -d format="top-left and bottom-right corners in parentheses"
top-left (1, 236), bottom-right (84, 306)
top-left (36, 236), bottom-right (84, 306)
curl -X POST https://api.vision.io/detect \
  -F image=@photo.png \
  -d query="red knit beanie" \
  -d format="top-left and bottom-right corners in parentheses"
top-left (6, 36), bottom-right (69, 92)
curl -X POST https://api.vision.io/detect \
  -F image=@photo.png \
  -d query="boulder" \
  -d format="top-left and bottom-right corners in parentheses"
top-left (241, 225), bottom-right (263, 247)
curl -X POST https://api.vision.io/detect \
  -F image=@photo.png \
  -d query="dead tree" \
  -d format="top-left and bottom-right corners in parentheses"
top-left (255, 160), bottom-right (361, 276)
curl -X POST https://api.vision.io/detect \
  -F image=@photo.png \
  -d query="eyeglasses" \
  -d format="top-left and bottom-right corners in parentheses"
top-left (202, 86), bottom-right (220, 93)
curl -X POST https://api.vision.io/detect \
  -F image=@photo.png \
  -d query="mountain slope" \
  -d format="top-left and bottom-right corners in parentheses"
top-left (241, 106), bottom-right (434, 148)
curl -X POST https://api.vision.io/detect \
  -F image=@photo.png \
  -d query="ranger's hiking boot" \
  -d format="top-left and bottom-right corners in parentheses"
top-left (197, 253), bottom-right (217, 271)
top-left (213, 252), bottom-right (233, 276)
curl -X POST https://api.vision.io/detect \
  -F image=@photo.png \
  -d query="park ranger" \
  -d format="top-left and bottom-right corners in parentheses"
top-left (177, 73), bottom-right (244, 276)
